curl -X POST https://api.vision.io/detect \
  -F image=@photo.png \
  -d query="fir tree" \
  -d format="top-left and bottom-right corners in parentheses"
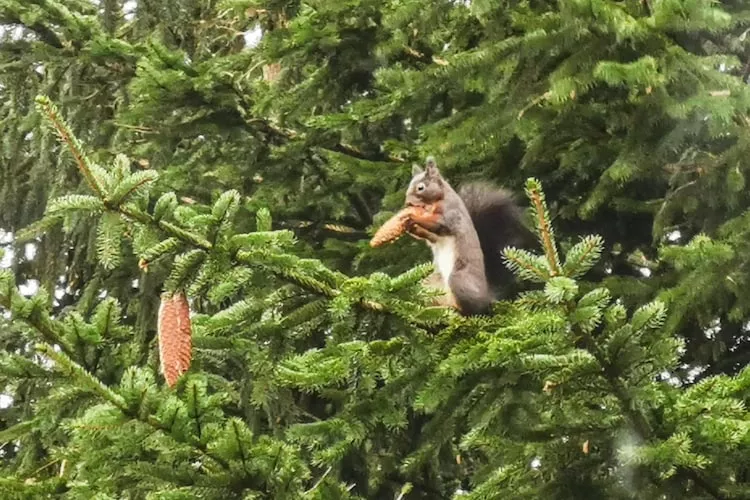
top-left (1, 0), bottom-right (750, 499)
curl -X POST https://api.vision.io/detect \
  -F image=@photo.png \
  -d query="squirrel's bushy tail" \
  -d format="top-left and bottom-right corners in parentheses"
top-left (458, 183), bottom-right (533, 298)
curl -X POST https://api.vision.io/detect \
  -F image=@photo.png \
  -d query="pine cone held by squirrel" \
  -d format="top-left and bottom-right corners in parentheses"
top-left (370, 205), bottom-right (431, 247)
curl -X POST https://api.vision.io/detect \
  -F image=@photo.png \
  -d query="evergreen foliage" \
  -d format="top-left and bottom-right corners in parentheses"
top-left (1, 0), bottom-right (750, 499)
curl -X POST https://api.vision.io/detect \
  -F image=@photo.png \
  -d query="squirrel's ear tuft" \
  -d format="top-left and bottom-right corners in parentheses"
top-left (425, 156), bottom-right (439, 176)
top-left (411, 163), bottom-right (423, 176)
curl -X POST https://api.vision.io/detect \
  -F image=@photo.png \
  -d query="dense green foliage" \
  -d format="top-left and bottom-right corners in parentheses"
top-left (1, 0), bottom-right (750, 498)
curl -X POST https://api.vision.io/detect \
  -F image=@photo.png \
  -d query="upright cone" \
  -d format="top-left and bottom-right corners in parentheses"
top-left (157, 292), bottom-right (192, 387)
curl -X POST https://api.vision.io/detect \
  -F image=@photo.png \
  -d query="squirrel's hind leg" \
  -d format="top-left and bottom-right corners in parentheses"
top-left (448, 270), bottom-right (492, 316)
top-left (422, 272), bottom-right (459, 310)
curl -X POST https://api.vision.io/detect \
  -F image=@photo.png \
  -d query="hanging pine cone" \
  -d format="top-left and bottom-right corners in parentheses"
top-left (157, 291), bottom-right (192, 387)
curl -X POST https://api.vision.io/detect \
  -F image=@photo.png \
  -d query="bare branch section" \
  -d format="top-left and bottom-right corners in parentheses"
top-left (248, 119), bottom-right (406, 164)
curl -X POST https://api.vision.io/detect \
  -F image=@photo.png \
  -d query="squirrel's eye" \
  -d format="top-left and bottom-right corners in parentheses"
top-left (417, 182), bottom-right (426, 192)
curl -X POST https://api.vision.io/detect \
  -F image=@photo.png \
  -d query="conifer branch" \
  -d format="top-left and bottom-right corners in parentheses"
top-left (234, 250), bottom-right (388, 314)
top-left (502, 250), bottom-right (551, 282)
top-left (114, 205), bottom-right (212, 252)
top-left (130, 204), bottom-right (394, 315)
top-left (575, 316), bottom-right (728, 500)
top-left (0, 419), bottom-right (40, 444)
top-left (110, 171), bottom-right (159, 205)
top-left (33, 96), bottom-right (436, 329)
top-left (554, 293), bottom-right (729, 499)
top-left (521, 180), bottom-right (730, 500)
top-left (562, 236), bottom-right (604, 278)
top-left (34, 344), bottom-right (232, 471)
top-left (125, 207), bottom-right (396, 316)
top-left (3, 280), bottom-right (231, 477)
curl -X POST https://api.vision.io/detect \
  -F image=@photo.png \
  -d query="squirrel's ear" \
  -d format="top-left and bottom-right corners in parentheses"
top-left (425, 156), bottom-right (439, 176)
top-left (411, 163), bottom-right (423, 176)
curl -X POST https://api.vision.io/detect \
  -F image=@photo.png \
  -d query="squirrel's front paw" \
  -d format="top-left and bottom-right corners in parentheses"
top-left (405, 223), bottom-right (424, 241)
top-left (406, 220), bottom-right (439, 243)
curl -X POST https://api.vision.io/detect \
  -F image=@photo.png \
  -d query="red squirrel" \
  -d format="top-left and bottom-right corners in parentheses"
top-left (404, 156), bottom-right (530, 315)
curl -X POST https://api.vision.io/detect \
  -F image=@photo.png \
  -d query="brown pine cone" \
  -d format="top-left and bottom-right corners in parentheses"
top-left (370, 206), bottom-right (420, 247)
top-left (158, 292), bottom-right (192, 387)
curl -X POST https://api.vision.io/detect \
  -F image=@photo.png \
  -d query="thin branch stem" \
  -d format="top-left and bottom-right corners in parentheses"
top-left (527, 184), bottom-right (561, 276)
top-left (36, 97), bottom-right (106, 199)
top-left (305, 466), bottom-right (333, 494)
top-left (245, 115), bottom-right (406, 164)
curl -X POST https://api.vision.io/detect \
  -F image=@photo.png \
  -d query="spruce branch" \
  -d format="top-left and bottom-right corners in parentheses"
top-left (138, 237), bottom-right (183, 268)
top-left (96, 212), bottom-right (125, 271)
top-left (523, 181), bottom-right (731, 500)
top-left (554, 275), bottom-right (730, 498)
top-left (569, 288), bottom-right (729, 500)
top-left (33, 99), bottom-right (346, 302)
top-left (32, 97), bottom-right (443, 327)
top-left (128, 206), bottom-right (402, 317)
top-left (502, 247), bottom-right (551, 282)
top-left (46, 195), bottom-right (105, 216)
top-left (109, 170), bottom-right (159, 205)
top-left (562, 236), bottom-right (604, 278)
top-left (133, 205), bottom-right (395, 315)
top-left (0, 419), bottom-right (40, 444)
top-left (33, 344), bottom-right (232, 471)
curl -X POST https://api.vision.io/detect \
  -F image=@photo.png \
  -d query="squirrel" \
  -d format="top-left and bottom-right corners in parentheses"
top-left (403, 156), bottom-right (532, 315)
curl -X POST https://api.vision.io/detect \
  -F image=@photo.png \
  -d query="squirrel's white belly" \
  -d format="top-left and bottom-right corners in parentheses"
top-left (429, 236), bottom-right (456, 287)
